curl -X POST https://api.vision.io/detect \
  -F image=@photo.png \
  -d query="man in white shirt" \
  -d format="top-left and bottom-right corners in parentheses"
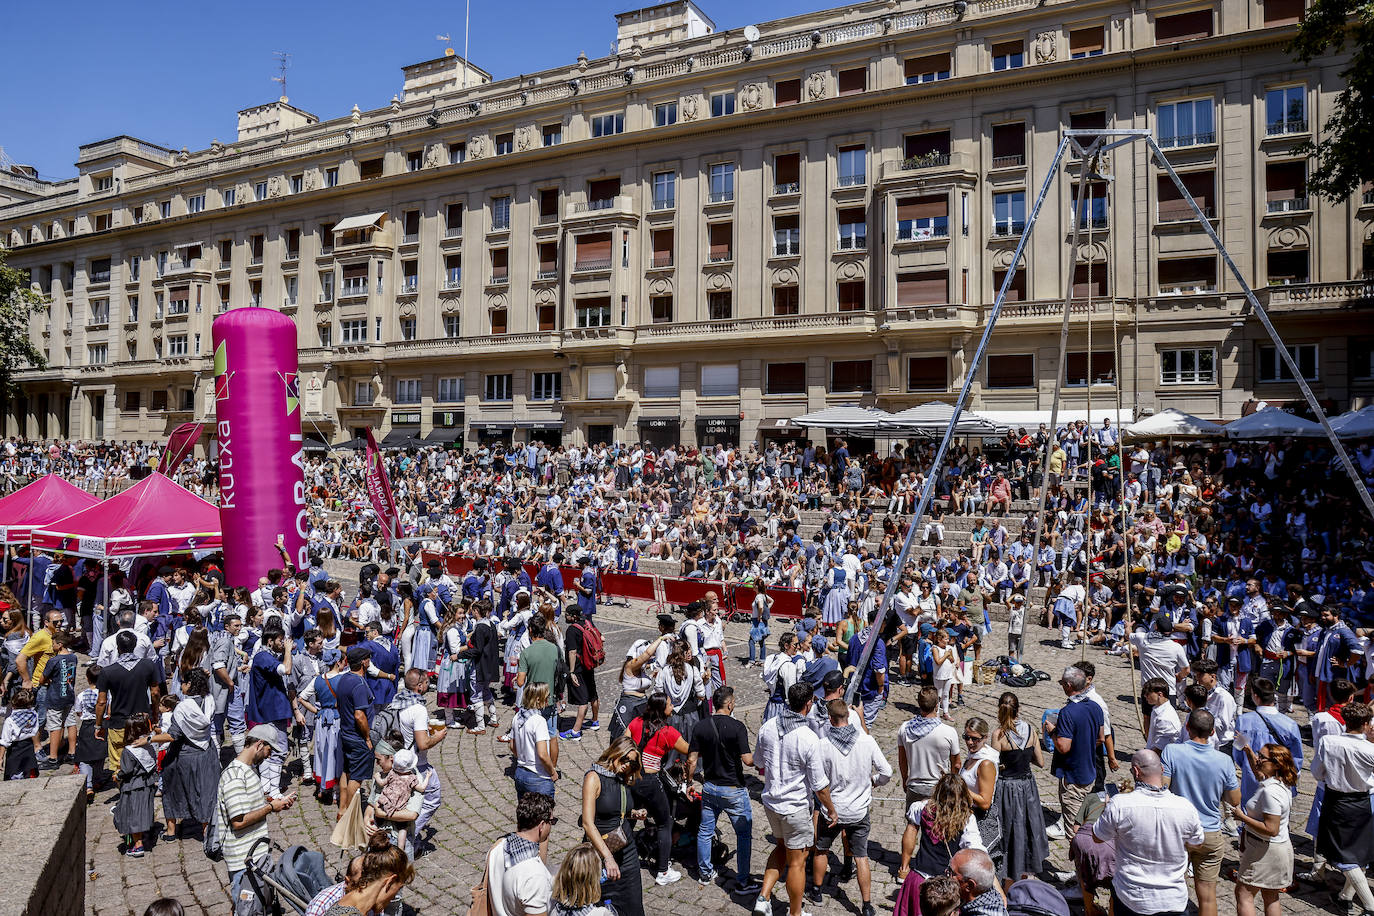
top-left (812, 698), bottom-right (891, 916)
top-left (1308, 700), bottom-right (1374, 913)
top-left (1053, 577), bottom-right (1087, 649)
top-left (1130, 616), bottom-right (1191, 728)
top-left (486, 792), bottom-right (555, 916)
top-left (1092, 749), bottom-right (1205, 916)
top-left (1143, 677), bottom-right (1183, 751)
top-left (897, 686), bottom-right (961, 807)
top-left (95, 608), bottom-right (153, 666)
top-left (753, 682), bottom-right (837, 916)
top-left (393, 668), bottom-right (447, 837)
top-left (1191, 658), bottom-right (1237, 746)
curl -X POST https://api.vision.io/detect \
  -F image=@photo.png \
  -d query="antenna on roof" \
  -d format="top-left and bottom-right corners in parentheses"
top-left (461, 0), bottom-right (472, 88)
top-left (272, 51), bottom-right (292, 103)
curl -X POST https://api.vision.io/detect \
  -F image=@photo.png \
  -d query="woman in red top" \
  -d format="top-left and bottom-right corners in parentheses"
top-left (626, 691), bottom-right (690, 886)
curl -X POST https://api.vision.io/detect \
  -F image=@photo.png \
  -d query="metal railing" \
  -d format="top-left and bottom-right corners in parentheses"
top-left (773, 181), bottom-right (800, 195)
top-left (707, 252), bottom-right (733, 263)
top-left (536, 269), bottom-right (560, 280)
top-left (1158, 132), bottom-right (1217, 148)
top-left (1267, 197), bottom-right (1309, 213)
top-left (836, 234), bottom-right (866, 250)
top-left (340, 279), bottom-right (368, 297)
top-left (1266, 120), bottom-right (1308, 136)
top-left (837, 173), bottom-right (867, 187)
top-left (652, 196), bottom-right (676, 210)
top-left (574, 259), bottom-right (612, 272)
top-left (650, 255), bottom-right (674, 269)
top-left (991, 220), bottom-right (1026, 237)
top-left (899, 153), bottom-right (950, 171)
top-left (992, 154), bottom-right (1025, 168)
top-left (1158, 205), bottom-right (1215, 222)
top-left (896, 223), bottom-right (950, 241)
top-left (575, 199), bottom-right (617, 213)
top-left (708, 190), bottom-right (735, 203)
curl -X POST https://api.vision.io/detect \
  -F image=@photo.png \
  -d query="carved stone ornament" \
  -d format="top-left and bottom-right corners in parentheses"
top-left (1034, 31), bottom-right (1057, 64)
top-left (468, 135), bottom-right (488, 160)
top-left (143, 202), bottom-right (159, 222)
top-left (1269, 225), bottom-right (1310, 250)
top-left (425, 143), bottom-right (445, 168)
top-left (486, 292), bottom-right (509, 310)
top-left (303, 170), bottom-right (319, 191)
top-left (740, 83), bottom-right (764, 111)
top-left (706, 271), bottom-right (731, 291)
top-left (440, 296), bottom-right (462, 314)
top-left (398, 301), bottom-right (417, 317)
top-left (772, 266), bottom-right (799, 286)
top-left (535, 285), bottom-right (557, 304)
top-left (680, 94), bottom-right (700, 121)
top-left (1077, 240), bottom-right (1108, 263)
top-left (648, 276), bottom-right (673, 296)
top-left (268, 176), bottom-right (286, 199)
top-left (515, 126), bottom-right (534, 152)
top-left (807, 71), bottom-right (828, 100)
top-left (837, 259), bottom-right (866, 281)
top-left (992, 248), bottom-right (1026, 270)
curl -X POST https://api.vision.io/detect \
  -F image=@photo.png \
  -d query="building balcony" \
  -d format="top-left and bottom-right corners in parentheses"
top-left (339, 280), bottom-right (368, 299)
top-left (1158, 132), bottom-right (1217, 149)
top-left (895, 224), bottom-right (949, 242)
top-left (991, 220), bottom-right (1026, 238)
top-left (442, 278), bottom-right (462, 291)
top-left (881, 151), bottom-right (976, 183)
top-left (488, 273), bottom-right (510, 286)
top-left (1157, 205), bottom-right (1216, 224)
top-left (991, 155), bottom-right (1025, 169)
top-left (636, 311), bottom-right (876, 345)
top-left (648, 256), bottom-right (674, 270)
top-left (708, 190), bottom-right (736, 204)
top-left (1265, 120), bottom-right (1308, 137)
top-left (651, 197), bottom-right (676, 211)
top-left (573, 259), bottom-right (612, 273)
top-left (565, 196), bottom-right (638, 223)
top-left (398, 282), bottom-right (419, 297)
top-left (536, 269), bottom-right (560, 281)
top-left (385, 330), bottom-right (559, 359)
top-left (1073, 215), bottom-right (1110, 231)
top-left (772, 242), bottom-right (802, 258)
top-left (1266, 197), bottom-right (1309, 214)
top-left (773, 181), bottom-right (801, 196)
top-left (1260, 280), bottom-right (1374, 311)
top-left (985, 297), bottom-right (1132, 324)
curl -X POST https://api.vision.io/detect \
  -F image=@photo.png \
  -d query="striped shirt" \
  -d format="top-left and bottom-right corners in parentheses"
top-left (218, 760), bottom-right (268, 871)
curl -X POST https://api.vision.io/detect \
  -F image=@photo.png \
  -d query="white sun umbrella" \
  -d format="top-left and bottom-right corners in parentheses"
top-left (792, 405), bottom-right (891, 433)
top-left (1330, 405), bottom-right (1374, 439)
top-left (880, 401), bottom-right (1004, 437)
top-left (1124, 408), bottom-right (1225, 440)
top-left (1225, 406), bottom-right (1325, 439)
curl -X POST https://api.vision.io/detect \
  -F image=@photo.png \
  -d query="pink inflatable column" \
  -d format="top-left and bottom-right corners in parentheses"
top-left (212, 309), bottom-right (308, 585)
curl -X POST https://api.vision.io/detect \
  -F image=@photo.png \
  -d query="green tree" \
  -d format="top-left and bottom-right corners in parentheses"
top-left (1290, 0), bottom-right (1374, 200)
top-left (0, 247), bottom-right (49, 393)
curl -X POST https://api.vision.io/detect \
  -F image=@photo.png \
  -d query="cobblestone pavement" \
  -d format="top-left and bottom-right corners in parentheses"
top-left (86, 593), bottom-right (1345, 916)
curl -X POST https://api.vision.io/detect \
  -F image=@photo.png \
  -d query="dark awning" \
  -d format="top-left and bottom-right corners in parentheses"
top-left (469, 421), bottom-right (515, 432)
top-left (696, 416), bottom-right (741, 430)
top-left (516, 419), bottom-right (564, 430)
top-left (380, 428), bottom-right (421, 447)
top-left (424, 427), bottom-right (464, 443)
top-left (638, 416), bottom-right (680, 428)
top-left (301, 436), bottom-right (331, 452)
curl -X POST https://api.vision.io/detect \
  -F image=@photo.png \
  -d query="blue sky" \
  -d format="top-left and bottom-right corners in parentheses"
top-left (1, 0), bottom-right (820, 181)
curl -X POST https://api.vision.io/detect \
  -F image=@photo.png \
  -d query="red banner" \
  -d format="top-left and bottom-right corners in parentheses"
top-left (157, 421), bottom-right (204, 475)
top-left (364, 429), bottom-right (404, 542)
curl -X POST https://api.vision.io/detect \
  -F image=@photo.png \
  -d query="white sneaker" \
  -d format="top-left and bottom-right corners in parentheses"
top-left (1045, 821), bottom-right (1067, 840)
top-left (656, 867), bottom-right (683, 886)
top-left (1060, 640), bottom-right (1076, 649)
top-left (753, 896), bottom-right (771, 915)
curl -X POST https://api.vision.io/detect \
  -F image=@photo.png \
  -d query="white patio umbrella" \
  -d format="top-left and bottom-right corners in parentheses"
top-left (1124, 408), bottom-right (1225, 440)
top-left (1224, 406), bottom-right (1325, 439)
top-left (879, 401), bottom-right (1005, 436)
top-left (791, 405), bottom-right (891, 432)
top-left (1330, 405), bottom-right (1374, 439)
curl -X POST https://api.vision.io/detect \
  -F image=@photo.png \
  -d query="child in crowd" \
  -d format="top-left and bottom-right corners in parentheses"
top-left (0, 687), bottom-right (39, 779)
top-left (112, 713), bottom-right (158, 857)
top-left (74, 664), bottom-right (105, 801)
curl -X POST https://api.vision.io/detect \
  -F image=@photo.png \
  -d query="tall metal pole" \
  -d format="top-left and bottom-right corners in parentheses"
top-left (463, 0), bottom-right (471, 88)
top-left (845, 136), bottom-right (1073, 707)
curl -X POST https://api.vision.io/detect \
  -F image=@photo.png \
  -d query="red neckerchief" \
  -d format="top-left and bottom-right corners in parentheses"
top-left (1330, 704), bottom-right (1346, 727)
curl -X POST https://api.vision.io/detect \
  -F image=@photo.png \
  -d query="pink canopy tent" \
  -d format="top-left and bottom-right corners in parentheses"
top-left (0, 474), bottom-right (102, 546)
top-left (30, 472), bottom-right (222, 560)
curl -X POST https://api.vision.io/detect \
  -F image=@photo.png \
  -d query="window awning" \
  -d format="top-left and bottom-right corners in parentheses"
top-left (332, 212), bottom-right (387, 234)
top-left (516, 417), bottom-right (564, 430)
top-left (424, 427), bottom-right (465, 443)
top-left (171, 240), bottom-right (203, 250)
top-left (469, 421), bottom-right (515, 432)
top-left (380, 427), bottom-right (420, 447)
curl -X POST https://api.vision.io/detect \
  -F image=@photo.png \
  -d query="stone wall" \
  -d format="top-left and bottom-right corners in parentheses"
top-left (0, 774), bottom-right (86, 916)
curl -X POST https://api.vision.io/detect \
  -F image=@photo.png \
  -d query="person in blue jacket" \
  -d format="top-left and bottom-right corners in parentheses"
top-left (535, 552), bottom-right (565, 612)
top-left (499, 558), bottom-right (532, 618)
top-left (576, 557), bottom-right (598, 618)
top-left (359, 620), bottom-right (400, 713)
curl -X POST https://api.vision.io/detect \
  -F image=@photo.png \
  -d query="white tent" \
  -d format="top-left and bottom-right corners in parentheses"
top-left (1224, 406), bottom-right (1325, 439)
top-left (1124, 408), bottom-right (1225, 440)
top-left (792, 405), bottom-right (890, 432)
top-left (1331, 406), bottom-right (1374, 439)
top-left (977, 408), bottom-right (1136, 428)
top-left (880, 401), bottom-right (1005, 436)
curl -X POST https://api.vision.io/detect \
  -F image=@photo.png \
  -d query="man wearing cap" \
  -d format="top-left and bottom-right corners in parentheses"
top-left (463, 558), bottom-right (491, 603)
top-left (218, 724), bottom-right (296, 897)
top-left (245, 620), bottom-right (295, 799)
top-left (336, 645), bottom-right (376, 814)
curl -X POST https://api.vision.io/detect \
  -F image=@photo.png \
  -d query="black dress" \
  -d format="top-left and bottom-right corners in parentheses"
top-left (996, 722), bottom-right (1049, 880)
top-left (588, 765), bottom-right (645, 916)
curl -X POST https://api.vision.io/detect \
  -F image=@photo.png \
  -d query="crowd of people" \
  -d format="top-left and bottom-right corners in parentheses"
top-left (0, 423), bottom-right (1372, 916)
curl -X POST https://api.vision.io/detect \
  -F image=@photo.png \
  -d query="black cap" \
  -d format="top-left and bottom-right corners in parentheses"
top-left (473, 558), bottom-right (488, 570)
top-left (656, 613), bottom-right (676, 630)
top-left (346, 646), bottom-right (373, 665)
top-left (821, 670), bottom-right (846, 692)
top-left (157, 566), bottom-right (174, 576)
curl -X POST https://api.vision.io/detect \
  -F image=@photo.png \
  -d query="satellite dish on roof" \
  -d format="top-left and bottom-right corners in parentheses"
top-left (743, 24), bottom-right (760, 42)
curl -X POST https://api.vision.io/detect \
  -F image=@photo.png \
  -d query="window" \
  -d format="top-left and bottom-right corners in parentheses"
top-left (993, 191), bottom-right (1026, 236)
top-left (158, 200), bottom-right (171, 219)
top-left (93, 173), bottom-right (113, 191)
top-left (1266, 86), bottom-right (1306, 135)
top-left (491, 196), bottom-right (511, 231)
top-left (441, 315), bottom-right (460, 339)
top-left (395, 379), bottom-right (422, 403)
top-left (775, 78), bottom-right (801, 106)
top-left (773, 286), bottom-right (800, 315)
top-left (484, 374), bottom-right (512, 401)
top-left (1070, 27), bottom-right (1105, 57)
top-left (1266, 161), bottom-right (1308, 212)
top-left (1072, 182), bottom-right (1110, 229)
top-left (1157, 98), bottom-right (1215, 147)
top-left (222, 186), bottom-right (236, 206)
top-left (837, 145), bottom-right (866, 186)
top-left (708, 163), bottom-right (736, 202)
top-left (1158, 256), bottom-right (1218, 293)
top-left (123, 391), bottom-right (141, 412)
top-left (538, 189), bottom-right (559, 224)
top-left (284, 276), bottom-right (298, 306)
top-left (444, 254), bottom-right (462, 289)
top-left (249, 279), bottom-right (262, 307)
top-left (87, 344), bottom-right (107, 365)
top-left (643, 367), bottom-right (680, 399)
top-left (1351, 339), bottom-right (1374, 380)
top-left (533, 304), bottom-right (554, 330)
top-left (1160, 348), bottom-right (1216, 384)
top-left (651, 229), bottom-right (674, 268)
top-left (1263, 0), bottom-right (1304, 26)
top-left (905, 53), bottom-right (951, 84)
top-left (1157, 171), bottom-right (1216, 221)
top-left (992, 40), bottom-right (1024, 71)
top-left (990, 268), bottom-right (1025, 302)
top-left (168, 289), bottom-right (190, 315)
top-left (1069, 109), bottom-right (1108, 147)
top-left (708, 222), bottom-right (733, 262)
top-left (773, 215), bottom-right (800, 256)
top-left (576, 233), bottom-right (613, 271)
top-left (830, 360), bottom-right (874, 393)
top-left (576, 297), bottom-right (612, 328)
top-left (406, 151), bottom-right (423, 172)
top-left (536, 242), bottom-right (559, 279)
top-left (400, 317), bottom-right (417, 340)
top-left (908, 356), bottom-right (947, 391)
top-left (1072, 263), bottom-right (1109, 299)
top-left (359, 158), bottom-right (383, 179)
top-left (1065, 351), bottom-right (1117, 386)
top-left (129, 255), bottom-right (140, 281)
top-left (490, 309), bottom-right (508, 334)
top-left (707, 291), bottom-right (733, 321)
top-left (588, 177), bottom-right (620, 209)
top-left (187, 194), bottom-right (205, 213)
top-left (218, 284), bottom-right (230, 311)
top-left (1156, 9), bottom-right (1214, 43)
top-left (249, 234), bottom-right (264, 264)
top-left (520, 371), bottom-right (559, 402)
top-left (837, 280), bottom-right (866, 312)
top-left (147, 389), bottom-right (167, 411)
top-left (167, 334), bottom-right (189, 357)
top-left (353, 381), bottom-right (374, 405)
top-left (319, 223), bottom-right (334, 253)
top-left (318, 324), bottom-right (332, 347)
top-left (897, 196), bottom-right (949, 240)
top-left (897, 271), bottom-right (949, 307)
top-left (127, 295), bottom-right (139, 321)
top-left (255, 181), bottom-right (268, 201)
top-left (646, 295), bottom-right (672, 324)
top-left (1258, 343), bottom-right (1318, 381)
top-left (89, 257), bottom-right (111, 283)
top-left (448, 143), bottom-right (466, 165)
top-left (341, 319), bottom-right (367, 343)
top-left (437, 377), bottom-right (464, 402)
top-left (710, 92), bottom-right (736, 118)
top-left (591, 113), bottom-right (625, 137)
top-left (442, 203), bottom-right (463, 238)
top-left (1267, 248), bottom-right (1310, 285)
top-left (286, 174), bottom-right (301, 194)
top-left (774, 153), bottom-right (801, 194)
top-left (987, 354), bottom-right (1034, 388)
top-left (654, 102), bottom-right (678, 127)
top-left (766, 362), bottom-right (807, 395)
top-left (325, 167), bottom-right (339, 187)
top-left (701, 363), bottom-right (739, 397)
top-left (531, 123), bottom-right (560, 149)
top-left (652, 171), bottom-right (676, 210)
top-left (837, 207), bottom-right (867, 250)
top-left (992, 123), bottom-right (1026, 167)
top-left (341, 263), bottom-right (368, 297)
top-left (487, 248), bottom-right (509, 284)
top-left (585, 367), bottom-right (617, 400)
top-left (837, 67), bottom-right (867, 97)
top-left (319, 270), bottom-right (335, 302)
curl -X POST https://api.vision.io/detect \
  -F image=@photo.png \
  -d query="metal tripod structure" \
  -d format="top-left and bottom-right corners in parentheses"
top-left (846, 128), bottom-right (1374, 707)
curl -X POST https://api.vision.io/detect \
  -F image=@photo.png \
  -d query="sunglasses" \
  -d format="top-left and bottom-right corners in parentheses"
top-left (964, 734), bottom-right (983, 742)
top-left (545, 816), bottom-right (559, 826)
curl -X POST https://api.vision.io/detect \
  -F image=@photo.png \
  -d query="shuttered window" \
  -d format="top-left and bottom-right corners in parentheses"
top-left (837, 281), bottom-right (866, 312)
top-left (908, 356), bottom-right (947, 391)
top-left (766, 362), bottom-right (807, 394)
top-left (577, 232), bottom-right (612, 262)
top-left (838, 67), bottom-right (867, 95)
top-left (897, 196), bottom-right (948, 221)
top-left (993, 269), bottom-right (1027, 302)
top-left (896, 271), bottom-right (948, 307)
top-left (1157, 171), bottom-right (1215, 220)
top-left (830, 360), bottom-right (874, 393)
top-left (1156, 9), bottom-right (1214, 43)
top-left (708, 223), bottom-right (733, 261)
top-left (701, 364), bottom-right (739, 397)
top-left (905, 53), bottom-right (951, 83)
top-left (1072, 263), bottom-right (1109, 299)
top-left (1158, 257), bottom-right (1217, 291)
top-left (1070, 27), bottom-right (1105, 57)
top-left (775, 79), bottom-right (801, 106)
top-left (987, 354), bottom-right (1034, 388)
top-left (586, 367), bottom-right (617, 400)
top-left (1263, 0), bottom-right (1304, 24)
top-left (1065, 351), bottom-right (1117, 386)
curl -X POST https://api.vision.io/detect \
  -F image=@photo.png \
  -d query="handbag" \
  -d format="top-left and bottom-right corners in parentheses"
top-left (600, 780), bottom-right (632, 854)
top-left (467, 843), bottom-right (496, 916)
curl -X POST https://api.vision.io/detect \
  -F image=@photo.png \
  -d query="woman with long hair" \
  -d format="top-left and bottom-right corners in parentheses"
top-left (157, 667), bottom-right (220, 839)
top-left (328, 836), bottom-right (413, 915)
top-left (655, 639), bottom-right (705, 742)
top-left (626, 691), bottom-right (690, 885)
top-left (172, 625), bottom-right (211, 699)
top-left (551, 843), bottom-right (616, 916)
top-left (1234, 743), bottom-right (1299, 916)
top-left (1, 608), bottom-right (30, 702)
top-left (959, 717), bottom-right (1002, 865)
top-left (582, 736), bottom-right (647, 916)
top-left (992, 691), bottom-right (1047, 886)
top-left (897, 772), bottom-right (985, 881)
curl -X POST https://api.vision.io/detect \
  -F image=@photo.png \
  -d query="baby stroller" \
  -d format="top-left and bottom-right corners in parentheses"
top-left (237, 838), bottom-right (333, 916)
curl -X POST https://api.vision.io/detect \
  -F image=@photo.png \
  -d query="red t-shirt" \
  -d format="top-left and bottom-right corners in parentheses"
top-left (627, 719), bottom-right (682, 773)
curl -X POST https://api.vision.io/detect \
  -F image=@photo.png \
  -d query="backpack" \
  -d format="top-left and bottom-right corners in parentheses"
top-left (371, 705), bottom-right (400, 747)
top-left (575, 622), bottom-right (606, 669)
